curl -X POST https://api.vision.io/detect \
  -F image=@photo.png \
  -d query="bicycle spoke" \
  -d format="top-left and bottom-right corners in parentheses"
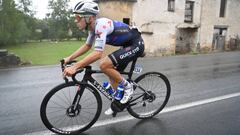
top-left (80, 97), bottom-right (94, 105)
top-left (48, 112), bottom-right (66, 121)
top-left (57, 115), bottom-right (68, 129)
top-left (55, 93), bottom-right (70, 107)
top-left (74, 116), bottom-right (80, 127)
top-left (49, 100), bottom-right (68, 109)
top-left (46, 108), bottom-right (65, 114)
top-left (68, 87), bottom-right (72, 105)
top-left (80, 109), bottom-right (96, 116)
top-left (81, 107), bottom-right (97, 110)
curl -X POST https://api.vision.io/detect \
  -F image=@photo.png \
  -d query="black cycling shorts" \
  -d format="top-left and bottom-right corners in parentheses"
top-left (108, 37), bottom-right (145, 71)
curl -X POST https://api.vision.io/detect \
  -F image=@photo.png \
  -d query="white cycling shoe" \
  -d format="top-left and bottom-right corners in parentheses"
top-left (120, 84), bottom-right (133, 104)
top-left (104, 107), bottom-right (114, 115)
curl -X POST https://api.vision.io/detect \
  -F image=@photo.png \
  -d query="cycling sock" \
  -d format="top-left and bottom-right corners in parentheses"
top-left (120, 78), bottom-right (130, 88)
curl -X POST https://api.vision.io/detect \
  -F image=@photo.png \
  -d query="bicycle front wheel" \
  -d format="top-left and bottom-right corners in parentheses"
top-left (40, 82), bottom-right (102, 135)
top-left (127, 72), bottom-right (171, 119)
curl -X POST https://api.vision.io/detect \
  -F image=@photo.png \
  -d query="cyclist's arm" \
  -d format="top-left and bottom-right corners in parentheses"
top-left (72, 50), bottom-right (103, 69)
top-left (67, 44), bottom-right (92, 61)
top-left (65, 31), bottom-right (95, 63)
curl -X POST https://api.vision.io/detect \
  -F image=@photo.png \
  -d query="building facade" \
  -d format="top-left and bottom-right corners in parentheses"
top-left (98, 0), bottom-right (240, 55)
top-left (199, 0), bottom-right (240, 52)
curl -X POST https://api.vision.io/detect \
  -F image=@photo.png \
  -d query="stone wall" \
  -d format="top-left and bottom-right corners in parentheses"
top-left (99, 1), bottom-right (133, 21)
top-left (0, 49), bottom-right (21, 67)
top-left (132, 0), bottom-right (201, 55)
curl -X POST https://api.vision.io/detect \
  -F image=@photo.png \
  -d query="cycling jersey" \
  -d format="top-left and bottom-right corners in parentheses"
top-left (86, 18), bottom-right (140, 51)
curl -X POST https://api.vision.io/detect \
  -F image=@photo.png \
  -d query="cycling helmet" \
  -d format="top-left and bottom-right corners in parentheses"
top-left (73, 0), bottom-right (99, 16)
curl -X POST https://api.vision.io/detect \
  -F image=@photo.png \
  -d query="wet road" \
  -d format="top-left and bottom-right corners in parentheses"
top-left (0, 51), bottom-right (240, 135)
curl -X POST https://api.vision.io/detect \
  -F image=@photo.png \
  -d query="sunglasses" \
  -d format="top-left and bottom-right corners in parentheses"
top-left (75, 15), bottom-right (83, 23)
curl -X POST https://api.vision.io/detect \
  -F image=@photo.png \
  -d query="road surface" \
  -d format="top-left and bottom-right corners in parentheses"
top-left (0, 51), bottom-right (240, 135)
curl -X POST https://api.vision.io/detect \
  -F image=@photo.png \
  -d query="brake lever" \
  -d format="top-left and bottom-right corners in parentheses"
top-left (60, 59), bottom-right (69, 83)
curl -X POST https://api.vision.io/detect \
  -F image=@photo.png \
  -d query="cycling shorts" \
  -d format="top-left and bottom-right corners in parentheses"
top-left (108, 36), bottom-right (145, 71)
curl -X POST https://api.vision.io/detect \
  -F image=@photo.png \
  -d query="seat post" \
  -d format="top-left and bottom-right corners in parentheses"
top-left (128, 58), bottom-right (137, 79)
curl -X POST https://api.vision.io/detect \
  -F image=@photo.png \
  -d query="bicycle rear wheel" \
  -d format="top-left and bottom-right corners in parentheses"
top-left (127, 72), bottom-right (171, 119)
top-left (40, 82), bottom-right (102, 135)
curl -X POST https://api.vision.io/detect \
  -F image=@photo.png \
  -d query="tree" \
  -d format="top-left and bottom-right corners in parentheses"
top-left (0, 0), bottom-right (30, 45)
top-left (47, 0), bottom-right (71, 41)
top-left (35, 19), bottom-right (50, 41)
top-left (0, 0), bottom-right (3, 11)
top-left (18, 0), bottom-right (38, 41)
top-left (18, 0), bottom-right (34, 16)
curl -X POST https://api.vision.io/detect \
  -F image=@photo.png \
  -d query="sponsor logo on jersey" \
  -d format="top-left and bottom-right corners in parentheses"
top-left (96, 30), bottom-right (102, 39)
top-left (95, 46), bottom-right (103, 50)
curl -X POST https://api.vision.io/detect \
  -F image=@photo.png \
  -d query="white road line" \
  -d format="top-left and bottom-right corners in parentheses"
top-left (26, 92), bottom-right (240, 135)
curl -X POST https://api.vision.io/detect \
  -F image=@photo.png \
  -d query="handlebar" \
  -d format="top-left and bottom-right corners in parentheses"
top-left (60, 59), bottom-right (84, 83)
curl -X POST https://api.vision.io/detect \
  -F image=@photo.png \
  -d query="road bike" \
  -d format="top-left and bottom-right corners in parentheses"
top-left (40, 56), bottom-right (171, 135)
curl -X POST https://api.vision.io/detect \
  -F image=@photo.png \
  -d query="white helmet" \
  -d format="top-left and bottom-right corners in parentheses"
top-left (73, 0), bottom-right (99, 16)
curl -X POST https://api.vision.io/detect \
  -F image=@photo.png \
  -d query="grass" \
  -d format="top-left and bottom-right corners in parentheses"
top-left (0, 41), bottom-right (91, 65)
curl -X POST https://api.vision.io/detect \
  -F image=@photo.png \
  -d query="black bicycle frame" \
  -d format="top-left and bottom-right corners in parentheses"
top-left (75, 58), bottom-right (137, 101)
top-left (65, 58), bottom-right (148, 108)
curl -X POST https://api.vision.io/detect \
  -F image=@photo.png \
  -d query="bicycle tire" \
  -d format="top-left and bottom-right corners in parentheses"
top-left (40, 82), bottom-right (102, 135)
top-left (127, 72), bottom-right (171, 119)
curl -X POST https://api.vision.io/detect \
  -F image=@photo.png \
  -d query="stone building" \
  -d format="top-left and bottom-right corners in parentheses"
top-left (98, 0), bottom-right (240, 55)
top-left (198, 0), bottom-right (240, 52)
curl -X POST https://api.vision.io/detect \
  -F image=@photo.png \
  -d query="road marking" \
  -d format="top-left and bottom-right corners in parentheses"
top-left (26, 92), bottom-right (240, 135)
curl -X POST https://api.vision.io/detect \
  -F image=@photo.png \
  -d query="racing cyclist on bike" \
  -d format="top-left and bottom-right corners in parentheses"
top-left (63, 0), bottom-right (145, 115)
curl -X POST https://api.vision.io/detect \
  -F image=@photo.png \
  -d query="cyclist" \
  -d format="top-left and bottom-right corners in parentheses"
top-left (63, 0), bottom-right (145, 115)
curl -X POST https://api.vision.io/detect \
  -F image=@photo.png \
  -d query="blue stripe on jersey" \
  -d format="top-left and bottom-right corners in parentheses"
top-left (106, 20), bottom-right (132, 46)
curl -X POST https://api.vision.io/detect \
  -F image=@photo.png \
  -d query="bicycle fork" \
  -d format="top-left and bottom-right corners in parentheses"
top-left (70, 85), bottom-right (85, 114)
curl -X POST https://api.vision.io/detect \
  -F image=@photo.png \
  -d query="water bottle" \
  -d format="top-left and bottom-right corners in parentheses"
top-left (115, 85), bottom-right (124, 100)
top-left (103, 82), bottom-right (114, 95)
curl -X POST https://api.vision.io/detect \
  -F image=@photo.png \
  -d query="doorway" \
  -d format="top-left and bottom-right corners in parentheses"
top-left (212, 26), bottom-right (228, 51)
top-left (176, 28), bottom-right (197, 54)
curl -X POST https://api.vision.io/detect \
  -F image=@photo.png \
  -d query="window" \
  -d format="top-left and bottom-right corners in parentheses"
top-left (123, 18), bottom-right (130, 25)
top-left (219, 0), bottom-right (227, 17)
top-left (184, 1), bottom-right (194, 23)
top-left (168, 0), bottom-right (175, 12)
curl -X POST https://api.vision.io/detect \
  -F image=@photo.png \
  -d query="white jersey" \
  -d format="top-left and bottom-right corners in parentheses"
top-left (86, 18), bottom-right (134, 51)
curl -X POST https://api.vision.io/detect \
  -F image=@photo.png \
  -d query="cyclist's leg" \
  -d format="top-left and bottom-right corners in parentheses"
top-left (100, 57), bottom-right (122, 87)
top-left (100, 57), bottom-right (121, 115)
top-left (101, 37), bottom-right (145, 103)
top-left (109, 78), bottom-right (118, 90)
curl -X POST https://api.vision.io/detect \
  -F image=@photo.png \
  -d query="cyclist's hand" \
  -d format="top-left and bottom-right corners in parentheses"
top-left (63, 57), bottom-right (71, 65)
top-left (63, 66), bottom-right (77, 77)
